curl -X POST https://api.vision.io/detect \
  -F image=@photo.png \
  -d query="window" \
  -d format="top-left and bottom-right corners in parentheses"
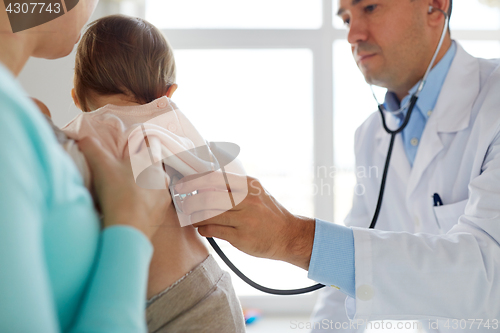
top-left (145, 0), bottom-right (336, 298)
top-left (146, 0), bottom-right (322, 29)
top-left (142, 0), bottom-right (500, 318)
top-left (170, 49), bottom-right (317, 295)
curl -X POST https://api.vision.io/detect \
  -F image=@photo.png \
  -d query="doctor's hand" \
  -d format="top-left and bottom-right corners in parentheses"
top-left (78, 137), bottom-right (171, 241)
top-left (176, 172), bottom-right (316, 270)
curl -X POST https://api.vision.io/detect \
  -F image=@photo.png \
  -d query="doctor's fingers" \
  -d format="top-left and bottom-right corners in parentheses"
top-left (174, 170), bottom-right (249, 195)
top-left (191, 209), bottom-right (237, 228)
top-left (197, 224), bottom-right (237, 243)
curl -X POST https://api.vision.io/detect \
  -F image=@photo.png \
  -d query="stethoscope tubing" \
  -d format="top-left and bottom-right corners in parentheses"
top-left (369, 95), bottom-right (418, 229)
top-left (206, 237), bottom-right (326, 295)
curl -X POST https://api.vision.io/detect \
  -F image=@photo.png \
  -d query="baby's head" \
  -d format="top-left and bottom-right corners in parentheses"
top-left (72, 15), bottom-right (177, 112)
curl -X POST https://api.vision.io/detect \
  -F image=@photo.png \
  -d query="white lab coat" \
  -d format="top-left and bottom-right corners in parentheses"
top-left (310, 43), bottom-right (500, 332)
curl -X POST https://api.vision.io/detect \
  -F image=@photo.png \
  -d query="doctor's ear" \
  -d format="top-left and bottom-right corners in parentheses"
top-left (428, 0), bottom-right (450, 17)
top-left (165, 84), bottom-right (178, 98)
top-left (427, 0), bottom-right (450, 27)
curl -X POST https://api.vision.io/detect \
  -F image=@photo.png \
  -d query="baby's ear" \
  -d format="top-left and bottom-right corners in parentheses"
top-left (166, 84), bottom-right (178, 98)
top-left (71, 88), bottom-right (81, 109)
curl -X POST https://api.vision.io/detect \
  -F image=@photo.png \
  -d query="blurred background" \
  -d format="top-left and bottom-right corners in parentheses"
top-left (18, 0), bottom-right (500, 331)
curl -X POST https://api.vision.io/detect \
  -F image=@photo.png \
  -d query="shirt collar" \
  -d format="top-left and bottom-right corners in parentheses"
top-left (384, 41), bottom-right (457, 121)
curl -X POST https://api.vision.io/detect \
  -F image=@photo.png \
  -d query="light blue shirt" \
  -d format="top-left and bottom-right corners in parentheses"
top-left (385, 42), bottom-right (457, 166)
top-left (0, 62), bottom-right (153, 332)
top-left (307, 42), bottom-right (457, 298)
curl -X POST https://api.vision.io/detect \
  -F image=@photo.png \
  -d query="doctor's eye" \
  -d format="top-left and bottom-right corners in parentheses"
top-left (342, 16), bottom-right (351, 27)
top-left (364, 4), bottom-right (378, 13)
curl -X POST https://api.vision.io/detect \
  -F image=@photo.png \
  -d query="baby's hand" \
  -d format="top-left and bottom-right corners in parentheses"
top-left (31, 97), bottom-right (52, 118)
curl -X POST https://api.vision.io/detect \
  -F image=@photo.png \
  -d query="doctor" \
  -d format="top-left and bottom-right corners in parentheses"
top-left (178, 0), bottom-right (500, 330)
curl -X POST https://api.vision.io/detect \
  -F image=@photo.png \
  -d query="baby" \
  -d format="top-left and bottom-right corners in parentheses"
top-left (58, 15), bottom-right (245, 333)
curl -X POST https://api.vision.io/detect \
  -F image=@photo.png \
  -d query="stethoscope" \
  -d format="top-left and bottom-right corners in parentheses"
top-left (173, 6), bottom-right (449, 296)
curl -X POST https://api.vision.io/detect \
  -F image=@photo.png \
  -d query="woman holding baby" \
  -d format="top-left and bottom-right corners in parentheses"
top-left (0, 0), bottom-right (244, 331)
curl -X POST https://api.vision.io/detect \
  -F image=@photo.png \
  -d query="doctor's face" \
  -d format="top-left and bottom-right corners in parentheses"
top-left (338, 0), bottom-right (433, 95)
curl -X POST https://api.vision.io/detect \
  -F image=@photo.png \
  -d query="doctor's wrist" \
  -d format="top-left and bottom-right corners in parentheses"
top-left (282, 216), bottom-right (315, 271)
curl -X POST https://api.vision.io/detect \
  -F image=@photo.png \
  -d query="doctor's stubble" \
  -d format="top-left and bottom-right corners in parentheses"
top-left (349, 1), bottom-right (442, 95)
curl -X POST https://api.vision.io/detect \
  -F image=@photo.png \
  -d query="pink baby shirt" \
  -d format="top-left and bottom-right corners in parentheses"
top-left (63, 97), bottom-right (207, 162)
top-left (62, 96), bottom-right (246, 227)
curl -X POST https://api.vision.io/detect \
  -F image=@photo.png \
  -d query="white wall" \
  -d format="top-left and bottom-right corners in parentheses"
top-left (19, 49), bottom-right (79, 128)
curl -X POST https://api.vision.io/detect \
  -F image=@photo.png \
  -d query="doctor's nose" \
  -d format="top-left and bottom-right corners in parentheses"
top-left (347, 18), bottom-right (369, 46)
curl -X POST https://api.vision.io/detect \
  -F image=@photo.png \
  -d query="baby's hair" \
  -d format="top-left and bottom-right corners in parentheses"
top-left (74, 15), bottom-right (176, 112)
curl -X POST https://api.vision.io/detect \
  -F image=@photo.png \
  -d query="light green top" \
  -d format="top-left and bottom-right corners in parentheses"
top-left (0, 62), bottom-right (153, 332)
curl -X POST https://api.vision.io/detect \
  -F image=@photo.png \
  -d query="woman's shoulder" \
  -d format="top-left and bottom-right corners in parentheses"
top-left (0, 63), bottom-right (53, 140)
top-left (0, 62), bottom-right (90, 204)
top-left (0, 63), bottom-right (50, 165)
top-left (0, 62), bottom-right (24, 100)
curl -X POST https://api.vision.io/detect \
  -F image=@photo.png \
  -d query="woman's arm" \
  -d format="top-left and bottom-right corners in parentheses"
top-left (70, 135), bottom-right (171, 332)
top-left (0, 97), bottom-right (65, 332)
top-left (0, 87), bottom-right (165, 332)
top-left (70, 226), bottom-right (153, 332)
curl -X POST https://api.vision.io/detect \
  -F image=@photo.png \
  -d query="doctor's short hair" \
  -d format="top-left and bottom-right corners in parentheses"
top-left (74, 15), bottom-right (176, 112)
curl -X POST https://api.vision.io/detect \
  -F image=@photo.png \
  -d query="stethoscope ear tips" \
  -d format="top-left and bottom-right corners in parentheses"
top-left (428, 6), bottom-right (434, 13)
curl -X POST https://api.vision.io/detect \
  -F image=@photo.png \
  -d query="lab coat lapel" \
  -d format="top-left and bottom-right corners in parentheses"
top-left (406, 43), bottom-right (478, 199)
